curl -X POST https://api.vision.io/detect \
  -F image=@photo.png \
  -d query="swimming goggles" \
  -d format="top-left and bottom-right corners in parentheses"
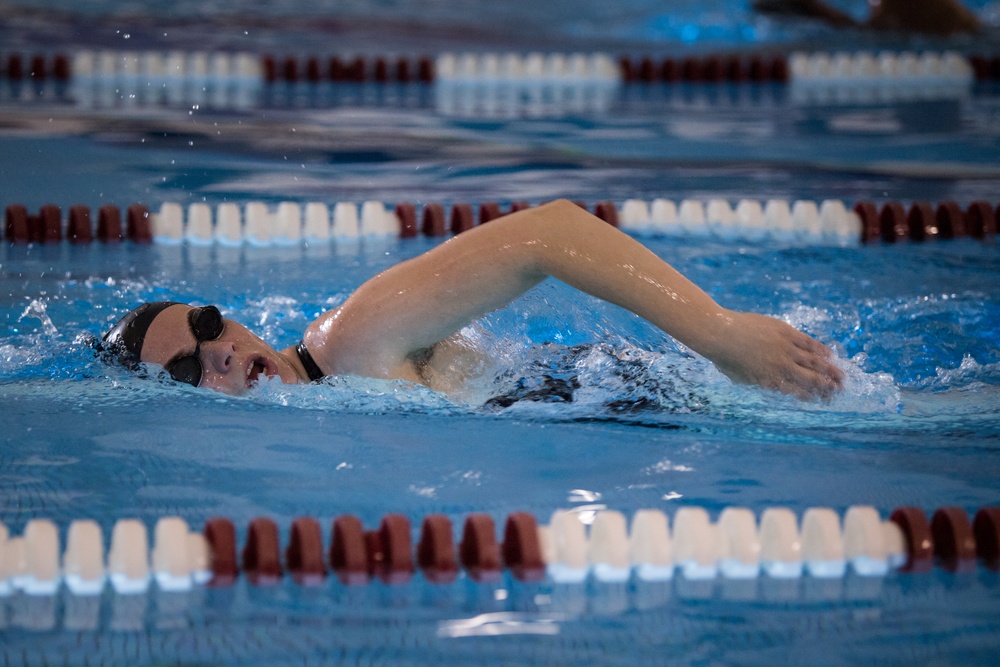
top-left (164, 306), bottom-right (225, 387)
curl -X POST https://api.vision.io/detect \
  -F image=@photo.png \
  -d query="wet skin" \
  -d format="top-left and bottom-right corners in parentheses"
top-left (140, 304), bottom-right (307, 395)
top-left (132, 201), bottom-right (844, 400)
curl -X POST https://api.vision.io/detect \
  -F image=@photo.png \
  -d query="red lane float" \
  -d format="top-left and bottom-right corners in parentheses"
top-left (242, 517), bottom-right (283, 585)
top-left (257, 54), bottom-right (432, 84)
top-left (374, 514), bottom-right (414, 584)
top-left (450, 203), bottom-right (474, 235)
top-left (595, 201), bottom-right (619, 227)
top-left (880, 202), bottom-right (908, 244)
top-left (970, 55), bottom-right (1000, 81)
top-left (967, 201), bottom-right (997, 240)
top-left (855, 201), bottom-right (880, 243)
top-left (38, 205), bottom-right (62, 243)
top-left (973, 507), bottom-right (1000, 571)
top-left (126, 204), bottom-right (152, 243)
top-left (98, 205), bottom-right (123, 242)
top-left (890, 507), bottom-right (934, 574)
top-left (930, 507), bottom-right (977, 573)
top-left (907, 202), bottom-right (936, 243)
top-left (394, 202), bottom-right (418, 238)
top-left (0, 52), bottom-right (67, 82)
top-left (286, 517), bottom-right (326, 584)
top-left (502, 512), bottom-right (546, 582)
top-left (618, 55), bottom-right (788, 84)
top-left (330, 515), bottom-right (368, 585)
top-left (459, 514), bottom-right (502, 582)
top-left (4, 204), bottom-right (29, 243)
top-left (421, 203), bottom-right (446, 237)
top-left (203, 517), bottom-right (239, 585)
top-left (5, 53), bottom-right (23, 80)
top-left (417, 515), bottom-right (459, 584)
top-left (936, 201), bottom-right (966, 239)
top-left (478, 202), bottom-right (502, 224)
top-left (67, 205), bottom-right (92, 244)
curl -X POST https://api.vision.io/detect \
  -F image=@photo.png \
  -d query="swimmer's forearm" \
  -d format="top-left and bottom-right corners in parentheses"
top-left (518, 200), bottom-right (732, 359)
top-left (517, 201), bottom-right (843, 397)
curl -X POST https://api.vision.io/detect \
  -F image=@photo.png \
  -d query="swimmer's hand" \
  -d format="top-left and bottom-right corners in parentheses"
top-left (703, 311), bottom-right (844, 400)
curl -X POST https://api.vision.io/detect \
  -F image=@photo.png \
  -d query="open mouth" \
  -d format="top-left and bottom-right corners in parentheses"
top-left (246, 357), bottom-right (268, 387)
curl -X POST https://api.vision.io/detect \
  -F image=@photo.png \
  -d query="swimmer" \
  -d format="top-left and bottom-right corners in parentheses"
top-left (100, 199), bottom-right (844, 400)
top-left (753, 0), bottom-right (982, 35)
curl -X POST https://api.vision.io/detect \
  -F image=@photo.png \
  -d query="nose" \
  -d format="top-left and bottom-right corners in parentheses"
top-left (200, 340), bottom-right (235, 375)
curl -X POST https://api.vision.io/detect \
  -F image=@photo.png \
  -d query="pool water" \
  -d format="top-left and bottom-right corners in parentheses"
top-left (2, 0), bottom-right (1000, 664)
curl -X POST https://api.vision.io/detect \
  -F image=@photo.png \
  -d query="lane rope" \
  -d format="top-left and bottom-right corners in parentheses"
top-left (3, 50), bottom-right (995, 86)
top-left (4, 199), bottom-right (997, 247)
top-left (1, 505), bottom-right (996, 597)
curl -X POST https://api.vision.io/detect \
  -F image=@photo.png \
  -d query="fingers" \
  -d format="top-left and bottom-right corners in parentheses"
top-left (790, 345), bottom-right (844, 388)
top-left (786, 328), bottom-right (845, 390)
top-left (789, 360), bottom-right (842, 400)
top-left (727, 313), bottom-right (843, 401)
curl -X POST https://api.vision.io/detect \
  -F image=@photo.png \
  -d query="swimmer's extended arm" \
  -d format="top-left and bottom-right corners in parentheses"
top-left (306, 199), bottom-right (843, 398)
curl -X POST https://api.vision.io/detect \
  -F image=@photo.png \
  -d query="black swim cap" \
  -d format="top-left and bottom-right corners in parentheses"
top-left (98, 301), bottom-right (181, 370)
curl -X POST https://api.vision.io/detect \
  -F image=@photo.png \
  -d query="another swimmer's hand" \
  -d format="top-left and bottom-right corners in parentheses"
top-left (704, 310), bottom-right (844, 400)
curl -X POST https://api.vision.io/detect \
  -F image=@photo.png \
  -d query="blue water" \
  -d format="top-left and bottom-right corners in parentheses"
top-left (2, 0), bottom-right (1000, 664)
top-left (2, 237), bottom-right (999, 664)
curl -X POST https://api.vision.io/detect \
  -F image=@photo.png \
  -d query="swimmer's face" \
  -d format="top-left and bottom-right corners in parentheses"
top-left (140, 304), bottom-right (300, 395)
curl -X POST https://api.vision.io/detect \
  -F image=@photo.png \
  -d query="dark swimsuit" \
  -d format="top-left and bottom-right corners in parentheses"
top-left (295, 341), bottom-right (326, 382)
top-left (294, 340), bottom-right (434, 384)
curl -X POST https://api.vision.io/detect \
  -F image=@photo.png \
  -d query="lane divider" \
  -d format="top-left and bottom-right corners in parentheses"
top-left (261, 54), bottom-right (435, 84)
top-left (436, 52), bottom-right (619, 83)
top-left (2, 50), bottom-right (996, 88)
top-left (0, 505), bottom-right (996, 597)
top-left (787, 51), bottom-right (973, 84)
top-left (4, 199), bottom-right (998, 247)
top-left (4, 50), bottom-right (987, 111)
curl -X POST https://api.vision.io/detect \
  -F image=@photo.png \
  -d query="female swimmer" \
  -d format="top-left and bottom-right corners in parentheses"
top-left (100, 200), bottom-right (844, 400)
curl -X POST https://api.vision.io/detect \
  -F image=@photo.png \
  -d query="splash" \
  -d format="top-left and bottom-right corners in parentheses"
top-left (20, 299), bottom-right (59, 337)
